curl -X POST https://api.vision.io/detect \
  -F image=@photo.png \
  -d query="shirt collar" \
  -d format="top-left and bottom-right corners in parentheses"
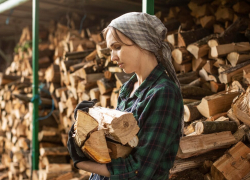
top-left (119, 63), bottom-right (166, 99)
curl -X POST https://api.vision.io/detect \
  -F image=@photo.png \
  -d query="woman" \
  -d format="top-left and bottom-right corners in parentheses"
top-left (67, 12), bottom-right (183, 180)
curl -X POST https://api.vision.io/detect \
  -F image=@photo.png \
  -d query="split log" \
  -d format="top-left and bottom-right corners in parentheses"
top-left (177, 71), bottom-right (199, 84)
top-left (187, 34), bottom-right (218, 59)
top-left (0, 73), bottom-right (21, 86)
top-left (210, 42), bottom-right (250, 59)
top-left (89, 87), bottom-right (100, 101)
top-left (210, 81), bottom-right (225, 93)
top-left (180, 63), bottom-right (192, 73)
top-left (232, 87), bottom-right (250, 126)
top-left (214, 6), bottom-right (234, 22)
top-left (82, 130), bottom-right (111, 163)
top-left (219, 60), bottom-right (250, 84)
top-left (227, 52), bottom-right (250, 67)
top-left (74, 110), bottom-right (98, 147)
top-left (227, 108), bottom-right (241, 126)
top-left (243, 69), bottom-right (250, 85)
top-left (233, 124), bottom-right (249, 142)
top-left (195, 121), bottom-right (238, 135)
top-left (65, 50), bottom-right (93, 60)
top-left (40, 147), bottom-right (69, 157)
top-left (211, 142), bottom-right (250, 180)
top-left (192, 57), bottom-right (207, 72)
top-left (170, 149), bottom-right (226, 174)
top-left (100, 94), bottom-right (111, 107)
top-left (88, 106), bottom-right (140, 146)
top-left (41, 156), bottom-right (68, 167)
top-left (45, 64), bottom-right (61, 84)
top-left (197, 91), bottom-right (240, 118)
top-left (177, 131), bottom-right (236, 159)
top-left (171, 48), bottom-right (193, 65)
top-left (114, 72), bottom-right (133, 89)
top-left (232, 1), bottom-right (250, 14)
top-left (183, 101), bottom-right (202, 122)
top-left (205, 112), bottom-right (227, 121)
top-left (106, 141), bottom-right (132, 159)
top-left (200, 16), bottom-right (216, 28)
top-left (203, 60), bottom-right (217, 75)
top-left (97, 78), bottom-right (116, 95)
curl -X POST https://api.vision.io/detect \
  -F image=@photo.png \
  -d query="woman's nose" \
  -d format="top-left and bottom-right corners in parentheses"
top-left (111, 51), bottom-right (118, 61)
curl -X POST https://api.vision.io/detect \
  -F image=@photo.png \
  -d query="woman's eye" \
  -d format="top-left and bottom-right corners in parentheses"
top-left (114, 46), bottom-right (121, 50)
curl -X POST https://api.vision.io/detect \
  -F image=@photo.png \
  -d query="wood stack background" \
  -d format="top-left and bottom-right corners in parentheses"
top-left (0, 0), bottom-right (250, 179)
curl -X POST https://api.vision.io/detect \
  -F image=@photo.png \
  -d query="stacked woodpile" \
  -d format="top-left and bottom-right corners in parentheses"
top-left (0, 0), bottom-right (250, 179)
top-left (161, 0), bottom-right (250, 179)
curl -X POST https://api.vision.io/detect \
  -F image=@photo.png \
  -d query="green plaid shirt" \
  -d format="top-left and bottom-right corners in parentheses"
top-left (106, 63), bottom-right (183, 180)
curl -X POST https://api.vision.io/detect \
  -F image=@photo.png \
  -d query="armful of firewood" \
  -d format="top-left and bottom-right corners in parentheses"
top-left (73, 106), bottom-right (140, 163)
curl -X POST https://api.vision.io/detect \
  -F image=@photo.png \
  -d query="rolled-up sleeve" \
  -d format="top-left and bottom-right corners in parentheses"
top-left (106, 85), bottom-right (183, 180)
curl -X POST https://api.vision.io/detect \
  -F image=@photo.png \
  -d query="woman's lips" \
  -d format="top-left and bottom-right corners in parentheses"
top-left (118, 63), bottom-right (124, 68)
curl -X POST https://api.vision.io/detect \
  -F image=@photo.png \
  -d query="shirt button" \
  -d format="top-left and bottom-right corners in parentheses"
top-left (135, 170), bottom-right (138, 174)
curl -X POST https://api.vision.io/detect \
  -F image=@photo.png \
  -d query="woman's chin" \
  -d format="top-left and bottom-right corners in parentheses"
top-left (122, 68), bottom-right (132, 74)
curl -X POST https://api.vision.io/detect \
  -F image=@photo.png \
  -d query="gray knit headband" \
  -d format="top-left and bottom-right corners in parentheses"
top-left (108, 12), bottom-right (181, 89)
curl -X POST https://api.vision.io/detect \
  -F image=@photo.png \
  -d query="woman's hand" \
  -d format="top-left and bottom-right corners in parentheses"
top-left (67, 123), bottom-right (89, 168)
top-left (73, 99), bottom-right (97, 120)
top-left (76, 161), bottom-right (111, 177)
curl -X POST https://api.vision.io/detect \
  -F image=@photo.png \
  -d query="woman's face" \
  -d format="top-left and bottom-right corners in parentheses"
top-left (106, 29), bottom-right (143, 74)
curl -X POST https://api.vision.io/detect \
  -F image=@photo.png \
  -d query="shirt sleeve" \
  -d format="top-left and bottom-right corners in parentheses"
top-left (106, 86), bottom-right (183, 180)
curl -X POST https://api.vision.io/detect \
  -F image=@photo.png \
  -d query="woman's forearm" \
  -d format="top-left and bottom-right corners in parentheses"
top-left (76, 161), bottom-right (111, 177)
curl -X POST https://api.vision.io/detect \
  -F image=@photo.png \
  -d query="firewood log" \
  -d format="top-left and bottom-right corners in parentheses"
top-left (210, 81), bottom-right (225, 93)
top-left (172, 48), bottom-right (193, 65)
top-left (184, 101), bottom-right (202, 122)
top-left (205, 112), bottom-right (227, 121)
top-left (215, 6), bottom-right (234, 22)
top-left (195, 121), bottom-right (238, 135)
top-left (74, 110), bottom-right (98, 147)
top-left (210, 42), bottom-right (250, 59)
top-left (170, 149), bottom-right (226, 174)
top-left (40, 147), bottom-right (69, 157)
top-left (88, 107), bottom-right (139, 146)
top-left (181, 85), bottom-right (213, 99)
top-left (219, 60), bottom-right (250, 84)
top-left (197, 91), bottom-right (240, 118)
top-left (106, 141), bottom-right (132, 159)
top-left (177, 71), bottom-right (199, 84)
top-left (211, 142), bottom-right (250, 180)
top-left (199, 160), bottom-right (213, 174)
top-left (180, 63), bottom-right (192, 73)
top-left (177, 131), bottom-right (236, 159)
top-left (97, 78), bottom-right (116, 95)
top-left (232, 1), bottom-right (250, 14)
top-left (214, 17), bottom-right (249, 44)
top-left (232, 87), bottom-right (250, 126)
top-left (45, 64), bottom-right (61, 83)
top-left (227, 52), bottom-right (250, 67)
top-left (82, 129), bottom-right (111, 163)
top-left (178, 28), bottom-right (211, 47)
top-left (65, 50), bottom-right (93, 60)
top-left (233, 124), bottom-right (249, 142)
top-left (227, 108), bottom-right (241, 126)
top-left (243, 69), bottom-right (250, 85)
